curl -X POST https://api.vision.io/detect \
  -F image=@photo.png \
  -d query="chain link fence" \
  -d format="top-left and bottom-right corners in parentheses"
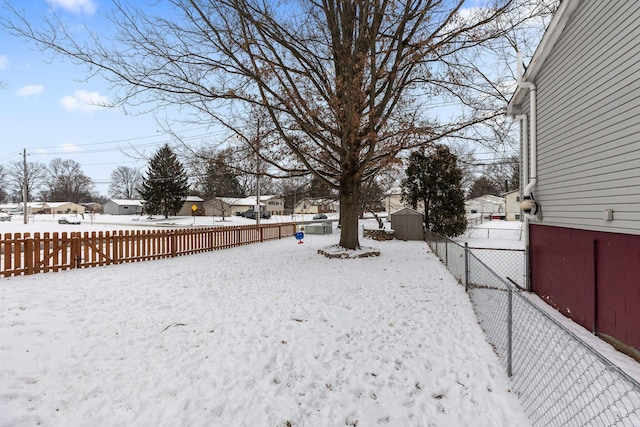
top-left (425, 230), bottom-right (640, 426)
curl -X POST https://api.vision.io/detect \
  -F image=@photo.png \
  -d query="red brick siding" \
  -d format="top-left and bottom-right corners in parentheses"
top-left (530, 224), bottom-right (640, 353)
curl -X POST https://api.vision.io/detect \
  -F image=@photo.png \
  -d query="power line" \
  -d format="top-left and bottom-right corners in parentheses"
top-left (23, 126), bottom-right (229, 157)
top-left (32, 125), bottom-right (218, 150)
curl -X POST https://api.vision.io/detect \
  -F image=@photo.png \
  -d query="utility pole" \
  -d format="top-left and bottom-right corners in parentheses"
top-left (255, 120), bottom-right (261, 228)
top-left (22, 148), bottom-right (28, 225)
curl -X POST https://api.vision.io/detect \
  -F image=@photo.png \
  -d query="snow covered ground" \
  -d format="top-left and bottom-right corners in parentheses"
top-left (456, 220), bottom-right (525, 250)
top-left (0, 215), bottom-right (531, 426)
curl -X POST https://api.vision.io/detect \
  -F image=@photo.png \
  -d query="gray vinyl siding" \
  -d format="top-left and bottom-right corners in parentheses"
top-left (528, 0), bottom-right (640, 234)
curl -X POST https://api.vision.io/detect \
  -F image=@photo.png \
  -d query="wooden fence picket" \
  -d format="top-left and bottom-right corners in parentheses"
top-left (0, 223), bottom-right (295, 278)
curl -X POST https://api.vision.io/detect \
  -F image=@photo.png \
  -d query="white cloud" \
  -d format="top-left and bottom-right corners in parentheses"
top-left (59, 90), bottom-right (111, 113)
top-left (0, 55), bottom-right (8, 70)
top-left (60, 143), bottom-right (81, 153)
top-left (16, 84), bottom-right (44, 97)
top-left (47, 0), bottom-right (97, 16)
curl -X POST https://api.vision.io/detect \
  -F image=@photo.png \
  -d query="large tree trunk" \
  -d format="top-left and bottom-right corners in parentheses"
top-left (338, 175), bottom-right (362, 249)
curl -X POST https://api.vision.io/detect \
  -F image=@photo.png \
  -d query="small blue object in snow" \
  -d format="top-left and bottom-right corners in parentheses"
top-left (295, 231), bottom-right (304, 244)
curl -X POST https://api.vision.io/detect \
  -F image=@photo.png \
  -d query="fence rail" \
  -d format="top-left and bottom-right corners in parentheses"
top-left (425, 229), bottom-right (640, 427)
top-left (0, 223), bottom-right (296, 277)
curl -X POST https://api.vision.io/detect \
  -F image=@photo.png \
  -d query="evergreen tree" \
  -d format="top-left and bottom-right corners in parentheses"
top-left (307, 176), bottom-right (334, 199)
top-left (402, 145), bottom-right (467, 237)
top-left (190, 149), bottom-right (244, 200)
top-left (467, 176), bottom-right (501, 199)
top-left (201, 155), bottom-right (244, 199)
top-left (139, 145), bottom-right (189, 218)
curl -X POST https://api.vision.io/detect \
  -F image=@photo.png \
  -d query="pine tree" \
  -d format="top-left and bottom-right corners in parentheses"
top-left (139, 145), bottom-right (189, 218)
top-left (201, 156), bottom-right (243, 199)
top-left (467, 176), bottom-right (501, 199)
top-left (401, 145), bottom-right (467, 237)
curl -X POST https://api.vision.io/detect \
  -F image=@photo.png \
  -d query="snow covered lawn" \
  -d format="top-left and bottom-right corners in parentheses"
top-left (0, 233), bottom-right (530, 426)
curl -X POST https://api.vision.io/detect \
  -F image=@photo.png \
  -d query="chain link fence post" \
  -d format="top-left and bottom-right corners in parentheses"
top-left (507, 285), bottom-right (513, 377)
top-left (445, 237), bottom-right (448, 266)
top-left (464, 242), bottom-right (469, 292)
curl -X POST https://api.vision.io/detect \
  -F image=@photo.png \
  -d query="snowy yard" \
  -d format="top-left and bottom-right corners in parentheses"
top-left (0, 216), bottom-right (530, 426)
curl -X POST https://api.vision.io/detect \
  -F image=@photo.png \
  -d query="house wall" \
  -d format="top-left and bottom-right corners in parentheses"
top-left (505, 192), bottom-right (520, 221)
top-left (385, 194), bottom-right (404, 214)
top-left (513, 0), bottom-right (640, 356)
top-left (205, 199), bottom-right (232, 217)
top-left (104, 202), bottom-right (143, 215)
top-left (103, 203), bottom-right (116, 215)
top-left (532, 1), bottom-right (640, 234)
top-left (178, 201), bottom-right (204, 216)
top-left (465, 199), bottom-right (503, 217)
top-left (265, 198), bottom-right (285, 215)
top-left (48, 203), bottom-right (86, 215)
top-left (530, 224), bottom-right (640, 354)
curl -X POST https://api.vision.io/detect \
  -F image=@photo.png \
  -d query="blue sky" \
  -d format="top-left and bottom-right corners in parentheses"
top-left (0, 0), bottom-right (189, 197)
top-left (0, 0), bottom-right (526, 198)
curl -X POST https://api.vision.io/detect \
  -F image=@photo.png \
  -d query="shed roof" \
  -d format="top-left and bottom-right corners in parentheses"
top-left (108, 199), bottom-right (145, 206)
top-left (47, 201), bottom-right (79, 207)
top-left (390, 207), bottom-right (423, 216)
top-left (466, 195), bottom-right (504, 205)
top-left (184, 195), bottom-right (204, 202)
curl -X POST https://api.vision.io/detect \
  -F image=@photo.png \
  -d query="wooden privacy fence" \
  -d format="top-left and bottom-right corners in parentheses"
top-left (0, 223), bottom-right (296, 277)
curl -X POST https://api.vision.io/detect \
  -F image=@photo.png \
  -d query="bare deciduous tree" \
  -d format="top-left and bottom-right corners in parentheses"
top-left (109, 165), bottom-right (142, 199)
top-left (486, 155), bottom-right (520, 192)
top-left (46, 158), bottom-right (95, 203)
top-left (7, 160), bottom-right (48, 202)
top-left (3, 0), bottom-right (553, 249)
top-left (0, 165), bottom-right (8, 203)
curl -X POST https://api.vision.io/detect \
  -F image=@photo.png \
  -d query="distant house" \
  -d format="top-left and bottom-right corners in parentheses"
top-left (507, 0), bottom-right (640, 356)
top-left (0, 202), bottom-right (85, 215)
top-left (294, 198), bottom-right (338, 215)
top-left (504, 190), bottom-right (521, 221)
top-left (81, 202), bottom-right (103, 214)
top-left (384, 189), bottom-right (404, 214)
top-left (205, 197), bottom-right (242, 217)
top-left (0, 203), bottom-right (20, 214)
top-left (178, 196), bottom-right (205, 216)
top-left (262, 195), bottom-right (286, 216)
top-left (103, 199), bottom-right (144, 215)
top-left (21, 201), bottom-right (86, 215)
top-left (204, 195), bottom-right (284, 217)
top-left (465, 195), bottom-right (504, 219)
top-left (47, 202), bottom-right (86, 215)
top-left (383, 189), bottom-right (424, 217)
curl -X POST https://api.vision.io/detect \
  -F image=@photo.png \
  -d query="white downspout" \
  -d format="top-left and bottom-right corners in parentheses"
top-left (516, 114), bottom-right (529, 192)
top-left (515, 52), bottom-right (538, 291)
top-left (522, 86), bottom-right (537, 198)
top-left (516, 52), bottom-right (538, 215)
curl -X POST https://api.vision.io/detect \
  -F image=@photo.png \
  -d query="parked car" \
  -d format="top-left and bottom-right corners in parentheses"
top-left (241, 209), bottom-right (271, 219)
top-left (312, 213), bottom-right (328, 220)
top-left (58, 217), bottom-right (81, 225)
